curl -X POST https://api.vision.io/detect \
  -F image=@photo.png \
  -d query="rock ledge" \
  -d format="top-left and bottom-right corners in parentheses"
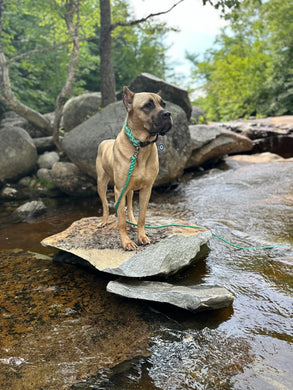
top-left (41, 213), bottom-right (211, 278)
top-left (107, 280), bottom-right (234, 312)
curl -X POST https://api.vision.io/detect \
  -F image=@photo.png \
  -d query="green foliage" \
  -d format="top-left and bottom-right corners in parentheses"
top-left (79, 0), bottom-right (171, 92)
top-left (189, 0), bottom-right (293, 121)
top-left (1, 0), bottom-right (171, 113)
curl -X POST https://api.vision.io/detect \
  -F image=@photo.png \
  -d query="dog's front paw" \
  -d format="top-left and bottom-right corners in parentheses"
top-left (138, 235), bottom-right (150, 246)
top-left (123, 240), bottom-right (137, 251)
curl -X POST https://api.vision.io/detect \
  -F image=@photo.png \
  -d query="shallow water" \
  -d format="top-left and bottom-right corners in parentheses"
top-left (0, 161), bottom-right (292, 389)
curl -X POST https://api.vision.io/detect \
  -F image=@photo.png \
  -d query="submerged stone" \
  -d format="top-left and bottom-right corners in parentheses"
top-left (41, 213), bottom-right (212, 278)
top-left (107, 280), bottom-right (234, 312)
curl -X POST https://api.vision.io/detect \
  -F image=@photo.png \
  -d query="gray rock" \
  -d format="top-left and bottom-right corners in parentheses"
top-left (107, 280), bottom-right (234, 312)
top-left (14, 200), bottom-right (46, 221)
top-left (41, 214), bottom-right (212, 278)
top-left (1, 186), bottom-right (18, 199)
top-left (24, 112), bottom-right (54, 138)
top-left (190, 106), bottom-right (206, 123)
top-left (37, 168), bottom-right (54, 182)
top-left (0, 127), bottom-right (38, 182)
top-left (33, 136), bottom-right (55, 152)
top-left (104, 230), bottom-right (211, 277)
top-left (252, 134), bottom-right (293, 158)
top-left (225, 152), bottom-right (290, 168)
top-left (62, 92), bottom-right (102, 131)
top-left (216, 117), bottom-right (293, 158)
top-left (157, 103), bottom-right (191, 186)
top-left (62, 100), bottom-right (191, 186)
top-left (50, 162), bottom-right (96, 196)
top-left (185, 125), bottom-right (253, 168)
top-left (0, 111), bottom-right (54, 138)
top-left (37, 151), bottom-right (59, 169)
top-left (120, 73), bottom-right (192, 120)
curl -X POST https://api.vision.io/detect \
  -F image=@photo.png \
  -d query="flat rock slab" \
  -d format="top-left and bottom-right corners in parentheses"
top-left (107, 280), bottom-right (234, 312)
top-left (41, 214), bottom-right (211, 277)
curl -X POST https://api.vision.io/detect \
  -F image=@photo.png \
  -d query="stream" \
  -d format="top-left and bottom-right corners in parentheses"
top-left (0, 161), bottom-right (292, 389)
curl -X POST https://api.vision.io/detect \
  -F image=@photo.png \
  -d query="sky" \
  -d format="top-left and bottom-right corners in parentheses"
top-left (130, 0), bottom-right (228, 87)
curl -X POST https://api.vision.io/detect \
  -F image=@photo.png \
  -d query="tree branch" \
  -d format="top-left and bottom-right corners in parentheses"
top-left (0, 49), bottom-right (52, 134)
top-left (6, 35), bottom-right (99, 66)
top-left (110, 0), bottom-right (184, 31)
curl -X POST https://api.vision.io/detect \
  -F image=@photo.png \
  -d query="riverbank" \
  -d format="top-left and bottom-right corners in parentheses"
top-left (0, 159), bottom-right (292, 389)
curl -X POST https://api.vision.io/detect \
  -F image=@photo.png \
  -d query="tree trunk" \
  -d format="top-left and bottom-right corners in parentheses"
top-left (0, 51), bottom-right (52, 134)
top-left (53, 1), bottom-right (80, 149)
top-left (99, 0), bottom-right (116, 107)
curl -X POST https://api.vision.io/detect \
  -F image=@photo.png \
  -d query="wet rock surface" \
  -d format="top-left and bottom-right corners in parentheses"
top-left (42, 214), bottom-right (212, 277)
top-left (225, 151), bottom-right (293, 167)
top-left (107, 280), bottom-right (234, 311)
top-left (13, 200), bottom-right (47, 221)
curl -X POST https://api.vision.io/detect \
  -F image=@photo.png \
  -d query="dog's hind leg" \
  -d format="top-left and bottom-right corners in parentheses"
top-left (137, 186), bottom-right (152, 245)
top-left (97, 168), bottom-right (110, 227)
top-left (126, 190), bottom-right (137, 224)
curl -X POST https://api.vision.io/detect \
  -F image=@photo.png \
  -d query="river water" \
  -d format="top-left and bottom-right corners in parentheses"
top-left (0, 161), bottom-right (292, 389)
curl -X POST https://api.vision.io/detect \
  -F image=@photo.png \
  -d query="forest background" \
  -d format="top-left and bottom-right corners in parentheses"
top-left (0, 0), bottom-right (292, 128)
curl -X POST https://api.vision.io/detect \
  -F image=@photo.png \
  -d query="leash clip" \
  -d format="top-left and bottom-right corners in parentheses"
top-left (133, 145), bottom-right (140, 159)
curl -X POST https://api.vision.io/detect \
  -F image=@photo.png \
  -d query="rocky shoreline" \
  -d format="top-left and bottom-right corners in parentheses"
top-left (1, 74), bottom-right (292, 205)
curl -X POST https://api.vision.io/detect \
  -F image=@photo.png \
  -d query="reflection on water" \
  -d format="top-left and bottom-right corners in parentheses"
top-left (0, 162), bottom-right (293, 389)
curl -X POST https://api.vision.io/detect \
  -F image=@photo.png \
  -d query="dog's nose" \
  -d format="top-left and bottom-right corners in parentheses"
top-left (163, 110), bottom-right (171, 119)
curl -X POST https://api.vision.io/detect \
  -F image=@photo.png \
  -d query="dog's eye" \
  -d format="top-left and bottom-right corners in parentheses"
top-left (143, 100), bottom-right (154, 110)
top-left (161, 100), bottom-right (166, 108)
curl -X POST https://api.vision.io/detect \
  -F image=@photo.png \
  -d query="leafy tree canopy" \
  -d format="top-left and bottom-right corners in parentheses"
top-left (189, 0), bottom-right (293, 121)
top-left (1, 0), bottom-right (172, 113)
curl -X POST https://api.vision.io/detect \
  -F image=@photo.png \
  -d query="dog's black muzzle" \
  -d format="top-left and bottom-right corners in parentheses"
top-left (149, 110), bottom-right (172, 136)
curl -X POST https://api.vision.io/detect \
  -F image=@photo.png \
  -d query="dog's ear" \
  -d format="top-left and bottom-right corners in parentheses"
top-left (156, 90), bottom-right (162, 96)
top-left (123, 86), bottom-right (134, 112)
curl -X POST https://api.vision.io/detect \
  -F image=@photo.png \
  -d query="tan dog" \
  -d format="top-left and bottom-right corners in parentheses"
top-left (96, 87), bottom-right (172, 250)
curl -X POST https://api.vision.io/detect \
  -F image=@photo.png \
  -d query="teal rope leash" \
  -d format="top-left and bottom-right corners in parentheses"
top-left (115, 149), bottom-right (138, 217)
top-left (115, 121), bottom-right (141, 217)
top-left (126, 220), bottom-right (292, 250)
top-left (114, 121), bottom-right (292, 250)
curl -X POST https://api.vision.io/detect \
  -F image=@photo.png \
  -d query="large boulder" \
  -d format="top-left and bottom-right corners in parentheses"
top-left (185, 125), bottom-right (253, 169)
top-left (0, 127), bottom-right (38, 182)
top-left (62, 92), bottom-right (102, 131)
top-left (62, 100), bottom-right (191, 187)
top-left (119, 73), bottom-right (192, 120)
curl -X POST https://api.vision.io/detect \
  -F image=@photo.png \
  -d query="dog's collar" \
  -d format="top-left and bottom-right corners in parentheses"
top-left (124, 120), bottom-right (158, 148)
